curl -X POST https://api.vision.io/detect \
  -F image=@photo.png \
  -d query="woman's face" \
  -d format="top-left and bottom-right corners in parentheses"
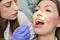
top-left (33, 1), bottom-right (60, 35)
top-left (0, 0), bottom-right (18, 20)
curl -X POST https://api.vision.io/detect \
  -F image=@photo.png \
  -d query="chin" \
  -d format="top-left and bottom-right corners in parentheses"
top-left (9, 17), bottom-right (17, 20)
top-left (34, 28), bottom-right (41, 34)
top-left (34, 28), bottom-right (46, 35)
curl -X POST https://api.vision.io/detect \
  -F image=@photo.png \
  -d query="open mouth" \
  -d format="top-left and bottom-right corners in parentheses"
top-left (35, 20), bottom-right (44, 28)
top-left (36, 21), bottom-right (44, 25)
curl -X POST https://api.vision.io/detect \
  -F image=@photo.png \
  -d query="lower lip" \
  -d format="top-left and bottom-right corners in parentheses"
top-left (34, 24), bottom-right (44, 28)
top-left (12, 13), bottom-right (18, 16)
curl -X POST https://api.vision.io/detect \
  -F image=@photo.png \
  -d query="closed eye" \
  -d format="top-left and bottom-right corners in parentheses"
top-left (46, 9), bottom-right (51, 12)
top-left (4, 1), bottom-right (12, 8)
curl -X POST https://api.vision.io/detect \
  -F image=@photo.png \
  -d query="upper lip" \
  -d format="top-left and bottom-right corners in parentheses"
top-left (12, 12), bottom-right (18, 15)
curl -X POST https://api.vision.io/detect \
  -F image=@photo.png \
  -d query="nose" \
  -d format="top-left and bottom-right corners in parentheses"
top-left (36, 11), bottom-right (42, 17)
top-left (37, 14), bottom-right (42, 17)
top-left (13, 2), bottom-right (18, 11)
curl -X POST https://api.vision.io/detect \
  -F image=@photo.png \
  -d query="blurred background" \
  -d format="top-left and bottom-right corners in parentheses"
top-left (17, 0), bottom-right (39, 22)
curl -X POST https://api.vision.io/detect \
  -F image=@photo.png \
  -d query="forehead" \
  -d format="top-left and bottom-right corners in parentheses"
top-left (1, 0), bottom-right (16, 4)
top-left (38, 1), bottom-right (57, 9)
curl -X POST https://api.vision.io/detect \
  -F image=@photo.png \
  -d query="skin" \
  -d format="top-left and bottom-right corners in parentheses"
top-left (33, 0), bottom-right (60, 40)
top-left (0, 0), bottom-right (18, 20)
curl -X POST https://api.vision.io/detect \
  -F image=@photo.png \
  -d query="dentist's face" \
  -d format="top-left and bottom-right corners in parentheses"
top-left (33, 1), bottom-right (59, 35)
top-left (0, 0), bottom-right (18, 20)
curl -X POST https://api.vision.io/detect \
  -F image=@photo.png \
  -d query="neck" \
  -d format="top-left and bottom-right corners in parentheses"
top-left (37, 31), bottom-right (56, 40)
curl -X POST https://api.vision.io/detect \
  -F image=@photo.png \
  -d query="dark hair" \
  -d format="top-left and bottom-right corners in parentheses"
top-left (0, 18), bottom-right (19, 40)
top-left (0, 0), bottom-right (2, 2)
top-left (10, 19), bottom-right (19, 33)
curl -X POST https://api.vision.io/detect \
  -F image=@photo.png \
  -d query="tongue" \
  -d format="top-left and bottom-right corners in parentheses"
top-left (35, 24), bottom-right (44, 28)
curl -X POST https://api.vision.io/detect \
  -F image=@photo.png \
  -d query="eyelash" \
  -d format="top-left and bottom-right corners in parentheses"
top-left (6, 4), bottom-right (11, 8)
top-left (46, 9), bottom-right (51, 12)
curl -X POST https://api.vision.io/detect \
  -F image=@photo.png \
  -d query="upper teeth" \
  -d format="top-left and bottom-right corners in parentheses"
top-left (36, 21), bottom-right (41, 24)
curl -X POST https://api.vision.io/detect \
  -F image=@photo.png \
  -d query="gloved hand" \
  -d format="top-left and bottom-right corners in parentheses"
top-left (11, 25), bottom-right (31, 40)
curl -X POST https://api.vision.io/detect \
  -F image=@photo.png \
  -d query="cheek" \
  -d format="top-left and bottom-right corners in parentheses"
top-left (2, 8), bottom-right (10, 13)
top-left (32, 16), bottom-right (35, 25)
top-left (1, 9), bottom-right (11, 19)
top-left (1, 6), bottom-right (12, 14)
top-left (33, 14), bottom-right (37, 24)
top-left (1, 12), bottom-right (8, 19)
top-left (45, 13), bottom-right (58, 26)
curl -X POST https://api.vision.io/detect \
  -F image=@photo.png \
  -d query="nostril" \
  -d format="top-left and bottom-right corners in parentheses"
top-left (37, 14), bottom-right (41, 17)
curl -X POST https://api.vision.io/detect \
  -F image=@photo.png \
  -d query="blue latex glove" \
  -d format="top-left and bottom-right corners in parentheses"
top-left (11, 25), bottom-right (31, 40)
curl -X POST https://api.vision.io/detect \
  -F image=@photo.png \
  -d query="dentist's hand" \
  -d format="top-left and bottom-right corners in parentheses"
top-left (11, 25), bottom-right (31, 40)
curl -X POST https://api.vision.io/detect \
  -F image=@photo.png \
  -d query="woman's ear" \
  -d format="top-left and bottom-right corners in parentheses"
top-left (57, 19), bottom-right (60, 27)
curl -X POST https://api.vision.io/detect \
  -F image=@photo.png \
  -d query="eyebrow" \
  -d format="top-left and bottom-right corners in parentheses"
top-left (45, 5), bottom-right (54, 9)
top-left (37, 4), bottom-right (54, 10)
top-left (3, 1), bottom-right (12, 4)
